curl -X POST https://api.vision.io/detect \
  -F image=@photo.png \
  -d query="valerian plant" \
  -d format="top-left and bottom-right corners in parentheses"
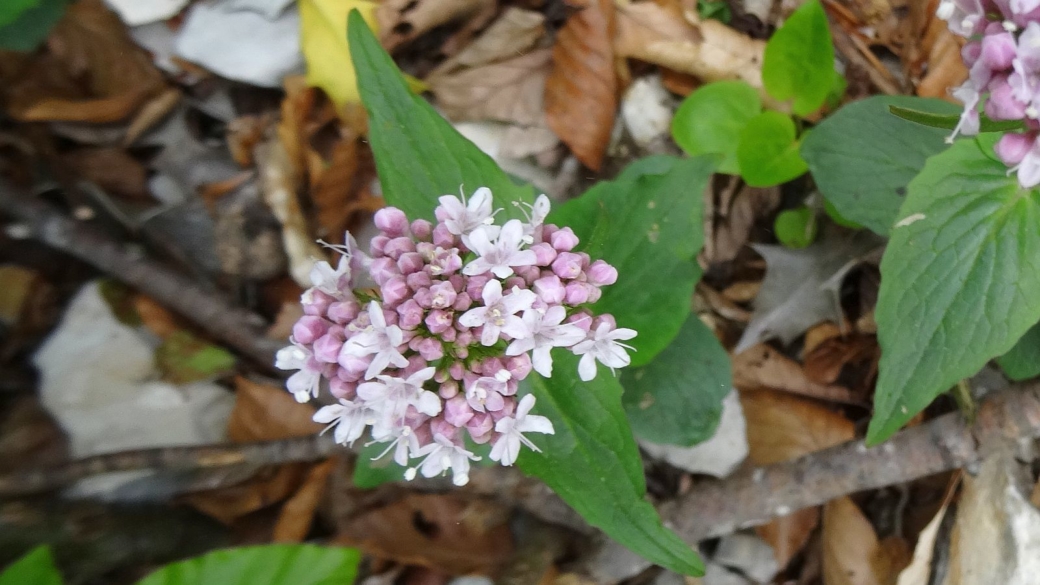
top-left (801, 0), bottom-right (1040, 444)
top-left (272, 10), bottom-right (735, 576)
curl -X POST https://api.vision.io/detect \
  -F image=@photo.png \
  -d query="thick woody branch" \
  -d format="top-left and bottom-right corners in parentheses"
top-left (0, 181), bottom-right (283, 368)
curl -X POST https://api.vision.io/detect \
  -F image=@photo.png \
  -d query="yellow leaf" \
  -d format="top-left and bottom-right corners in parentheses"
top-left (300, 0), bottom-right (379, 107)
top-left (300, 0), bottom-right (427, 108)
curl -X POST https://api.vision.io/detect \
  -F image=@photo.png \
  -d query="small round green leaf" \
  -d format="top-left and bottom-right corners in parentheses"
top-left (762, 0), bottom-right (835, 116)
top-left (136, 545), bottom-right (361, 585)
top-left (671, 81), bottom-right (761, 175)
top-left (774, 207), bottom-right (817, 248)
top-left (736, 111), bottom-right (808, 187)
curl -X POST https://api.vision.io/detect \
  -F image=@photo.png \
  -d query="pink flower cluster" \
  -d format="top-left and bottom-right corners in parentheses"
top-left (276, 188), bottom-right (636, 486)
top-left (939, 0), bottom-right (1040, 186)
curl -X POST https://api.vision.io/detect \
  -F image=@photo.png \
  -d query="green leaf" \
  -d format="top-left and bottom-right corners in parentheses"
top-left (0, 0), bottom-right (65, 52)
top-left (823, 198), bottom-right (862, 229)
top-left (549, 156), bottom-right (714, 366)
top-left (801, 96), bottom-right (958, 236)
top-left (736, 112), bottom-right (808, 187)
top-left (518, 351), bottom-right (703, 575)
top-left (155, 331), bottom-right (237, 384)
top-left (352, 440), bottom-right (406, 488)
top-left (867, 139), bottom-right (1040, 444)
top-left (621, 315), bottom-right (731, 446)
top-left (696, 0), bottom-right (731, 22)
top-left (1, 546), bottom-right (63, 585)
top-left (671, 81), bottom-right (761, 175)
top-left (0, 0), bottom-right (40, 27)
top-left (774, 207), bottom-right (818, 249)
top-left (762, 0), bottom-right (835, 116)
top-left (997, 323), bottom-right (1040, 381)
top-left (136, 545), bottom-right (361, 585)
top-left (347, 10), bottom-right (533, 222)
top-left (888, 105), bottom-right (1026, 133)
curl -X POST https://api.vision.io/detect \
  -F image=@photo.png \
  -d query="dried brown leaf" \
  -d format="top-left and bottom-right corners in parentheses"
top-left (228, 376), bottom-right (321, 442)
top-left (823, 497), bottom-right (908, 585)
top-left (756, 508), bottom-right (821, 570)
top-left (734, 344), bottom-right (863, 405)
top-left (272, 458), bottom-right (336, 542)
top-left (61, 147), bottom-right (150, 201)
top-left (182, 464), bottom-right (309, 525)
top-left (376, 0), bottom-right (494, 52)
top-left (5, 0), bottom-right (166, 123)
top-left (432, 49), bottom-right (552, 126)
top-left (545, 0), bottom-right (618, 171)
top-left (907, 0), bottom-right (967, 100)
top-left (706, 184), bottom-right (780, 265)
top-left (430, 7), bottom-right (547, 75)
top-left (738, 386), bottom-right (856, 466)
top-left (132, 294), bottom-right (185, 340)
top-left (336, 494), bottom-right (514, 575)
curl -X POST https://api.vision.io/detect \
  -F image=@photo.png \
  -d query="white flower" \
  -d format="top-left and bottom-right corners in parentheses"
top-left (439, 187), bottom-right (495, 237)
top-left (309, 255), bottom-right (352, 298)
top-left (358, 367), bottom-right (441, 428)
top-left (341, 301), bottom-right (409, 379)
top-left (490, 394), bottom-right (554, 466)
top-left (411, 434), bottom-right (481, 486)
top-left (571, 322), bottom-right (638, 381)
top-left (313, 399), bottom-right (370, 446)
top-left (465, 376), bottom-right (507, 412)
top-left (458, 280), bottom-right (537, 345)
top-left (369, 425), bottom-right (421, 467)
top-left (276, 344), bottom-right (322, 402)
top-left (505, 306), bottom-right (586, 377)
top-left (462, 220), bottom-right (538, 279)
top-left (515, 194), bottom-right (551, 241)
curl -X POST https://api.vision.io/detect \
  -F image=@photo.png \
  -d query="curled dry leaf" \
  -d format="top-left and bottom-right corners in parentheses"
top-left (545, 0), bottom-right (618, 171)
top-left (60, 147), bottom-right (150, 201)
top-left (906, 0), bottom-right (967, 100)
top-left (734, 344), bottom-right (863, 405)
top-left (429, 7), bottom-right (547, 76)
top-left (228, 376), bottom-right (321, 442)
top-left (272, 458), bottom-right (337, 542)
top-left (823, 497), bottom-right (910, 585)
top-left (431, 49), bottom-right (552, 126)
top-left (4, 0), bottom-right (166, 123)
top-left (182, 463), bottom-right (311, 525)
top-left (336, 494), bottom-right (514, 575)
top-left (376, 0), bottom-right (494, 52)
top-left (704, 183), bottom-right (781, 266)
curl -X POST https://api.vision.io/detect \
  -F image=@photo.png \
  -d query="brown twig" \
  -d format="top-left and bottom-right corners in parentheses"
top-left (0, 180), bottom-right (283, 368)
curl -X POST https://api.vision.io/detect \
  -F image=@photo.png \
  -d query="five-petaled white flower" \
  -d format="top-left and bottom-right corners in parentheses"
top-left (409, 434), bottom-right (481, 486)
top-left (515, 194), bottom-right (551, 242)
top-left (490, 394), bottom-right (554, 465)
top-left (571, 322), bottom-right (638, 381)
top-left (463, 220), bottom-right (539, 278)
top-left (458, 280), bottom-right (537, 345)
top-left (358, 367), bottom-right (441, 430)
top-left (369, 424), bottom-right (421, 467)
top-left (313, 399), bottom-right (371, 446)
top-left (341, 301), bottom-right (409, 379)
top-left (276, 343), bottom-right (322, 402)
top-left (439, 187), bottom-right (496, 238)
top-left (506, 306), bottom-right (586, 377)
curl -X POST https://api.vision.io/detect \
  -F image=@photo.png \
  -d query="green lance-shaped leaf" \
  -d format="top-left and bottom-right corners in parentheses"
top-left (0, 546), bottom-right (64, 585)
top-left (549, 156), bottom-right (714, 366)
top-left (887, 105), bottom-right (1026, 133)
top-left (867, 139), bottom-right (1040, 444)
top-left (347, 10), bottom-right (533, 222)
top-left (621, 314), bottom-right (731, 446)
top-left (135, 544), bottom-right (361, 585)
top-left (671, 81), bottom-right (762, 175)
top-left (800, 96), bottom-right (957, 236)
top-left (761, 0), bottom-right (835, 116)
top-left (517, 351), bottom-right (704, 575)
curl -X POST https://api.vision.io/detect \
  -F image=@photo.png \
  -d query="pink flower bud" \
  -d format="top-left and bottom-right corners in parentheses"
top-left (384, 236), bottom-right (416, 259)
top-left (429, 281), bottom-right (457, 309)
top-left (453, 292), bottom-right (472, 312)
top-left (338, 351), bottom-right (370, 374)
top-left (551, 252), bottom-right (584, 280)
top-left (411, 219), bottom-right (433, 241)
top-left (381, 275), bottom-right (410, 307)
top-left (397, 299), bottom-right (424, 329)
top-left (292, 316), bottom-right (329, 344)
top-left (586, 260), bottom-right (618, 286)
top-left (490, 396), bottom-right (516, 420)
top-left (986, 77), bottom-right (1027, 120)
top-left (415, 337), bottom-right (444, 361)
top-left (564, 282), bottom-right (591, 305)
top-left (505, 354), bottom-right (532, 381)
top-left (439, 380), bottom-right (459, 398)
top-left (312, 332), bottom-right (344, 362)
top-left (302, 289), bottom-right (334, 316)
top-left (981, 31), bottom-right (1016, 70)
top-left (531, 242), bottom-right (557, 266)
top-left (996, 132), bottom-right (1035, 165)
top-left (568, 311), bottom-right (593, 332)
top-left (430, 418), bottom-right (459, 441)
top-left (433, 223), bottom-right (455, 248)
top-left (504, 276), bottom-right (526, 290)
top-left (413, 287), bottom-right (433, 308)
top-left (517, 265), bottom-right (541, 284)
top-left (444, 395), bottom-right (474, 426)
top-left (425, 309), bottom-right (455, 334)
top-left (449, 362), bottom-right (465, 380)
top-left (466, 274), bottom-right (490, 300)
top-left (369, 235), bottom-right (390, 257)
top-left (397, 252), bottom-right (424, 275)
top-left (467, 411), bottom-right (494, 437)
top-left (374, 207), bottom-right (409, 237)
top-left (406, 270), bottom-right (432, 290)
top-left (961, 40), bottom-right (981, 68)
top-left (533, 275), bottom-right (565, 304)
top-left (455, 329), bottom-right (474, 347)
top-left (550, 227), bottom-right (579, 251)
top-left (586, 286), bottom-right (602, 303)
top-left (369, 257), bottom-right (398, 286)
top-left (327, 300), bottom-right (360, 324)
top-left (329, 378), bottom-right (356, 400)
